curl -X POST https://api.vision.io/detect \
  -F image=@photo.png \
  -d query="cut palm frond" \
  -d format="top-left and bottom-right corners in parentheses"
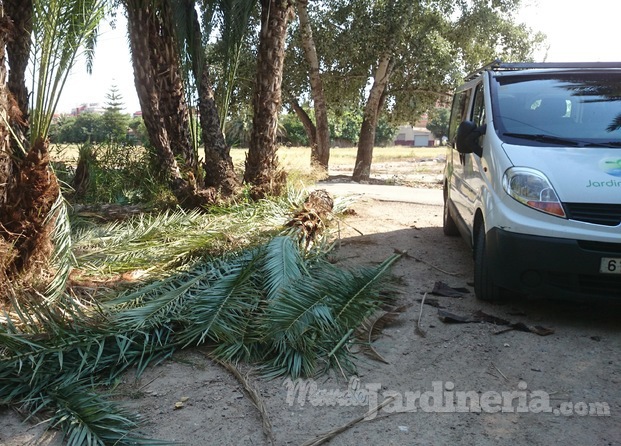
top-left (177, 254), bottom-right (262, 347)
top-left (45, 194), bottom-right (75, 302)
top-left (262, 236), bottom-right (305, 300)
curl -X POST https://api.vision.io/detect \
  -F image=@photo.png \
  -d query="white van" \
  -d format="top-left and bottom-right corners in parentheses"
top-left (443, 61), bottom-right (621, 300)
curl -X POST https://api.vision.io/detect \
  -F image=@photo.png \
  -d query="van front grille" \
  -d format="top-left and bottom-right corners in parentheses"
top-left (548, 272), bottom-right (621, 297)
top-left (578, 275), bottom-right (621, 297)
top-left (577, 240), bottom-right (621, 254)
top-left (564, 203), bottom-right (621, 226)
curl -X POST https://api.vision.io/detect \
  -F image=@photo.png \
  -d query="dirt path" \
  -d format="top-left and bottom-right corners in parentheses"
top-left (2, 177), bottom-right (620, 446)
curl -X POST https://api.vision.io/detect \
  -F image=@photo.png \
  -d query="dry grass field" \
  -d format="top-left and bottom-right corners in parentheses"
top-left (229, 145), bottom-right (444, 171)
top-left (50, 144), bottom-right (444, 169)
top-left (49, 143), bottom-right (446, 186)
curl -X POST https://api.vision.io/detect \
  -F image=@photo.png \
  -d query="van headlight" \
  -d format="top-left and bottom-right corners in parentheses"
top-left (503, 167), bottom-right (566, 218)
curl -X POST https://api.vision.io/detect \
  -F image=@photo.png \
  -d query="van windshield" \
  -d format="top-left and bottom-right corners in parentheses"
top-left (492, 72), bottom-right (621, 147)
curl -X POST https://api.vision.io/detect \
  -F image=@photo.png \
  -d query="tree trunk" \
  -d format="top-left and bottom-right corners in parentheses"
top-left (297, 0), bottom-right (330, 170)
top-left (124, 0), bottom-right (213, 208)
top-left (0, 11), bottom-right (12, 212)
top-left (3, 0), bottom-right (31, 192)
top-left (4, 0), bottom-right (31, 124)
top-left (288, 96), bottom-right (317, 150)
top-left (1, 137), bottom-right (60, 277)
top-left (183, 0), bottom-right (240, 197)
top-left (243, 0), bottom-right (294, 199)
top-left (352, 54), bottom-right (394, 182)
top-left (0, 3), bottom-right (60, 280)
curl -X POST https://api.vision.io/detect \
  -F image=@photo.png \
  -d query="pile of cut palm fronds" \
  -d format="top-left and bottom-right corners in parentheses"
top-left (108, 235), bottom-right (400, 378)
top-left (70, 186), bottom-right (344, 280)
top-left (0, 188), bottom-right (399, 445)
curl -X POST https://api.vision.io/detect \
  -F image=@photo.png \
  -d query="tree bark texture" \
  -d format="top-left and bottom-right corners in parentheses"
top-left (1, 137), bottom-right (60, 277)
top-left (352, 54), bottom-right (394, 182)
top-left (4, 0), bottom-right (31, 124)
top-left (184, 0), bottom-right (240, 196)
top-left (3, 0), bottom-right (31, 187)
top-left (0, 4), bottom-right (60, 279)
top-left (297, 0), bottom-right (330, 170)
top-left (243, 0), bottom-right (294, 199)
top-left (125, 0), bottom-right (213, 207)
top-left (0, 12), bottom-right (12, 211)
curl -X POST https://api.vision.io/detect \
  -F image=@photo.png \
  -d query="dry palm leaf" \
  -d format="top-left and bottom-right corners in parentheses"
top-left (286, 189), bottom-right (334, 248)
top-left (355, 305), bottom-right (407, 363)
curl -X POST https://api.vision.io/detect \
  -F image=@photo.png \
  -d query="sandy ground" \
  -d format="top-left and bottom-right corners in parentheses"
top-left (1, 160), bottom-right (620, 446)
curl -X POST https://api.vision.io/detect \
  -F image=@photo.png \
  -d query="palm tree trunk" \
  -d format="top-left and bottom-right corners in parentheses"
top-left (352, 54), bottom-right (394, 182)
top-left (0, 11), bottom-right (12, 211)
top-left (243, 0), bottom-right (294, 199)
top-left (182, 0), bottom-right (240, 196)
top-left (1, 137), bottom-right (60, 276)
top-left (198, 67), bottom-right (241, 196)
top-left (297, 0), bottom-right (330, 170)
top-left (4, 0), bottom-right (31, 120)
top-left (124, 0), bottom-right (211, 208)
top-left (4, 0), bottom-right (31, 152)
top-left (0, 3), bottom-right (60, 278)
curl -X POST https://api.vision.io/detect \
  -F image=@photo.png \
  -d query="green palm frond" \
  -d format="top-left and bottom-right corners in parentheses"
top-left (215, 0), bottom-right (258, 129)
top-left (262, 236), bottom-right (305, 300)
top-left (45, 195), bottom-right (75, 302)
top-left (30, 0), bottom-right (107, 141)
top-left (47, 382), bottom-right (173, 446)
top-left (177, 253), bottom-right (262, 347)
top-left (329, 254), bottom-right (401, 327)
top-left (72, 194), bottom-right (299, 278)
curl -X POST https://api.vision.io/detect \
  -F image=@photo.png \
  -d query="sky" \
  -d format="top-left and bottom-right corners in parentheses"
top-left (55, 0), bottom-right (619, 115)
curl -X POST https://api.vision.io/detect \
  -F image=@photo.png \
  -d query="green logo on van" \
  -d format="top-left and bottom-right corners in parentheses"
top-left (600, 158), bottom-right (621, 177)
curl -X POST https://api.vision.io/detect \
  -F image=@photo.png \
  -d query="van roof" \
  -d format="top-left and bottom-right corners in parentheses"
top-left (464, 59), bottom-right (621, 81)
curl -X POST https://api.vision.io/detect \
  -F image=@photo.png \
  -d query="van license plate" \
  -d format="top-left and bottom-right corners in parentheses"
top-left (600, 258), bottom-right (621, 274)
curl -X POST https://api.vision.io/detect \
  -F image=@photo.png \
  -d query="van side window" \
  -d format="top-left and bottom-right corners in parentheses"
top-left (448, 89), bottom-right (472, 144)
top-left (472, 83), bottom-right (485, 127)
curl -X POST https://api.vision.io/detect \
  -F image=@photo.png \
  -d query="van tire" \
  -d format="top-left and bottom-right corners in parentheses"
top-left (443, 185), bottom-right (459, 236)
top-left (474, 224), bottom-right (503, 301)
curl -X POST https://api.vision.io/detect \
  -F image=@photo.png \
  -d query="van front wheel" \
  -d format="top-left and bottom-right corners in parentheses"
top-left (473, 224), bottom-right (503, 301)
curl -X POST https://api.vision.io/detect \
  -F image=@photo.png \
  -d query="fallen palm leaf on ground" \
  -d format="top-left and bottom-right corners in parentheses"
top-left (437, 309), bottom-right (555, 336)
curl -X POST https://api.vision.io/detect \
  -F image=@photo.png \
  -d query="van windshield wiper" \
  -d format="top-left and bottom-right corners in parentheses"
top-left (502, 132), bottom-right (581, 146)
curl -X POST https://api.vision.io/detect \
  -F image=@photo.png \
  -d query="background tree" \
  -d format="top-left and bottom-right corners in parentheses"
top-left (282, 0), bottom-right (544, 181)
top-left (170, 0), bottom-right (245, 197)
top-left (426, 107), bottom-right (450, 140)
top-left (296, 0), bottom-right (330, 170)
top-left (101, 84), bottom-right (130, 142)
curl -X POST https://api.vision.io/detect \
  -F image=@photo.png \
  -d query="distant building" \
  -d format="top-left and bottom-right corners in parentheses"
top-left (394, 125), bottom-right (434, 147)
top-left (71, 102), bottom-right (106, 116)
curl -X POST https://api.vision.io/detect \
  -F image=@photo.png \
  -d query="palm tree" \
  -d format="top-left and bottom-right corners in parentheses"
top-left (172, 0), bottom-right (243, 197)
top-left (4, 0), bottom-right (31, 134)
top-left (123, 0), bottom-right (213, 207)
top-left (243, 0), bottom-right (294, 199)
top-left (0, 6), bottom-right (13, 220)
top-left (0, 0), bottom-right (104, 287)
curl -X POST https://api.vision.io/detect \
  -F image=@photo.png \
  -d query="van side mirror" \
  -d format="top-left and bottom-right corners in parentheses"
top-left (456, 121), bottom-right (485, 157)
